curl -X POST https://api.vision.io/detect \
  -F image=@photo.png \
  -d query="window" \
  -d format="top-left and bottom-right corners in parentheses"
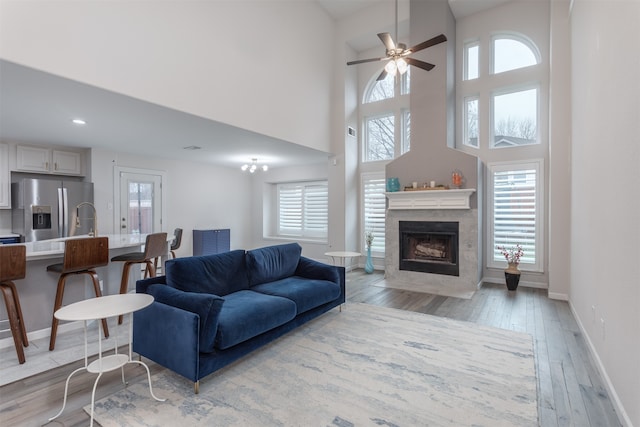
top-left (277, 181), bottom-right (328, 239)
top-left (361, 173), bottom-right (386, 254)
top-left (492, 87), bottom-right (538, 147)
top-left (487, 160), bottom-right (543, 272)
top-left (361, 68), bottom-right (411, 162)
top-left (464, 41), bottom-right (479, 80)
top-left (364, 114), bottom-right (395, 161)
top-left (492, 35), bottom-right (539, 74)
top-left (464, 96), bottom-right (479, 147)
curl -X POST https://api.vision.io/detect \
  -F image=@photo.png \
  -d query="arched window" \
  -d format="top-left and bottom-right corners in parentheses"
top-left (361, 68), bottom-right (411, 162)
top-left (492, 35), bottom-right (540, 74)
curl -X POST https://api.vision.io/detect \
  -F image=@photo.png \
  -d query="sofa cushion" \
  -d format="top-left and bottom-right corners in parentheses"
top-left (214, 290), bottom-right (296, 350)
top-left (251, 276), bottom-right (341, 314)
top-left (146, 284), bottom-right (224, 353)
top-left (245, 243), bottom-right (301, 286)
top-left (165, 249), bottom-right (249, 296)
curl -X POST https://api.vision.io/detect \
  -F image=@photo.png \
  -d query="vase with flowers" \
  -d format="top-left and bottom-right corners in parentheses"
top-left (364, 231), bottom-right (374, 274)
top-left (497, 244), bottom-right (524, 290)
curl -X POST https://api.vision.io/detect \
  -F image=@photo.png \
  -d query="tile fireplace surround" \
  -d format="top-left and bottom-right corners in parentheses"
top-left (385, 189), bottom-right (480, 299)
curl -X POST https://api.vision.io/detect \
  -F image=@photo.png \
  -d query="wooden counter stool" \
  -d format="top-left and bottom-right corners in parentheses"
top-left (0, 245), bottom-right (29, 364)
top-left (47, 237), bottom-right (110, 351)
top-left (111, 232), bottom-right (167, 324)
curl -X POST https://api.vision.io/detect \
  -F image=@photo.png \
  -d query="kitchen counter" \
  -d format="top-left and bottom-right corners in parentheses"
top-left (19, 234), bottom-right (154, 261)
top-left (0, 233), bottom-right (170, 342)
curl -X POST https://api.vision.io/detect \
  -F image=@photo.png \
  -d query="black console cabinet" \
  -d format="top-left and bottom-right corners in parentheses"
top-left (192, 229), bottom-right (230, 256)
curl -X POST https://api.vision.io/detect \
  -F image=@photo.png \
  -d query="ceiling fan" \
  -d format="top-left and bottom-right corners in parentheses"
top-left (346, 0), bottom-right (447, 81)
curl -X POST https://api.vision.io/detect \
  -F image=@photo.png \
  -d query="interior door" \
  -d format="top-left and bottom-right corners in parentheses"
top-left (119, 172), bottom-right (163, 235)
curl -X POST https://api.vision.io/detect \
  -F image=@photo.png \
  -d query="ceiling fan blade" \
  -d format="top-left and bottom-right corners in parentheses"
top-left (376, 69), bottom-right (388, 81)
top-left (406, 57), bottom-right (436, 71)
top-left (378, 32), bottom-right (396, 51)
top-left (347, 57), bottom-right (387, 66)
top-left (407, 34), bottom-right (447, 54)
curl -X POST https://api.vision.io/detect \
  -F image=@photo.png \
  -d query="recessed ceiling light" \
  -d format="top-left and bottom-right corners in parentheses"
top-left (71, 118), bottom-right (86, 125)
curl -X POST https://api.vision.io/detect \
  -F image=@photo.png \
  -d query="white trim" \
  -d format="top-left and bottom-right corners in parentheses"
top-left (486, 159), bottom-right (544, 273)
top-left (113, 166), bottom-right (167, 234)
top-left (569, 301), bottom-right (633, 427)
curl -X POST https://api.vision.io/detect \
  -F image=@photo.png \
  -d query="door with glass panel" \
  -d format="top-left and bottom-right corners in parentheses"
top-left (119, 172), bottom-right (162, 235)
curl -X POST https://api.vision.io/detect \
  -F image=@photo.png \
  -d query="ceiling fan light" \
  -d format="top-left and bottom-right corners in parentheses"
top-left (384, 59), bottom-right (397, 75)
top-left (250, 164), bottom-right (257, 173)
top-left (397, 58), bottom-right (408, 74)
top-left (241, 164), bottom-right (249, 171)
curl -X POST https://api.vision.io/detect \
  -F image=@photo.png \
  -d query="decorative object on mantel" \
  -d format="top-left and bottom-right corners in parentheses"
top-left (497, 244), bottom-right (524, 291)
top-left (364, 231), bottom-right (374, 274)
top-left (451, 170), bottom-right (464, 188)
top-left (386, 177), bottom-right (400, 192)
top-left (403, 185), bottom-right (450, 191)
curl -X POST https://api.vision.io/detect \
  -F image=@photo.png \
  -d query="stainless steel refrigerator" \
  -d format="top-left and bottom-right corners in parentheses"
top-left (11, 178), bottom-right (95, 242)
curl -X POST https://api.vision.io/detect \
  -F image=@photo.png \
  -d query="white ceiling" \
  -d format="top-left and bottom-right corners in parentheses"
top-left (0, 0), bottom-right (509, 171)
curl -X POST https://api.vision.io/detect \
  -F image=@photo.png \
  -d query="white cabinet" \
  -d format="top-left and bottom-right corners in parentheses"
top-left (0, 143), bottom-right (9, 208)
top-left (16, 145), bottom-right (83, 175)
top-left (52, 150), bottom-right (82, 175)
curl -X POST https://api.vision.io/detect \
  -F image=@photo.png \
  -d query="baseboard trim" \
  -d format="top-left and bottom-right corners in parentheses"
top-left (0, 320), bottom-right (85, 350)
top-left (569, 301), bottom-right (632, 427)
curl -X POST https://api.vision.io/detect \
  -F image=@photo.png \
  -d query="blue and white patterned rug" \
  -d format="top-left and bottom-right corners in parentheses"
top-left (88, 303), bottom-right (538, 426)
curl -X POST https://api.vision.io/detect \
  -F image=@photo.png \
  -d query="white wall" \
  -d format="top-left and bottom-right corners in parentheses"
top-left (90, 148), bottom-right (253, 255)
top-left (0, 0), bottom-right (334, 153)
top-left (570, 1), bottom-right (640, 425)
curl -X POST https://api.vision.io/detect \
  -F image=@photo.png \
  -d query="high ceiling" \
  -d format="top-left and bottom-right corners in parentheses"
top-left (0, 0), bottom-right (509, 171)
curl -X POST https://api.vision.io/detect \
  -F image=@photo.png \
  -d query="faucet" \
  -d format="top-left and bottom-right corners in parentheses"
top-left (76, 202), bottom-right (98, 237)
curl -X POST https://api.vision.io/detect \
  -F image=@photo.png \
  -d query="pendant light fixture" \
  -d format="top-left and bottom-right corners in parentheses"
top-left (241, 158), bottom-right (268, 173)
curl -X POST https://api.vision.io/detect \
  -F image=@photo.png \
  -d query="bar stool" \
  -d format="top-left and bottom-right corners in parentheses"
top-left (0, 245), bottom-right (29, 364)
top-left (152, 228), bottom-right (182, 275)
top-left (111, 232), bottom-right (167, 324)
top-left (47, 237), bottom-right (110, 351)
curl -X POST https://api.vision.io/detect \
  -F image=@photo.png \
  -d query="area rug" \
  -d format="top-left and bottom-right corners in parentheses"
top-left (88, 303), bottom-right (538, 426)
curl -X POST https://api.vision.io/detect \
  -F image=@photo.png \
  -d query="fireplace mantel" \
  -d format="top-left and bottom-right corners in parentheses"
top-left (386, 189), bottom-right (476, 210)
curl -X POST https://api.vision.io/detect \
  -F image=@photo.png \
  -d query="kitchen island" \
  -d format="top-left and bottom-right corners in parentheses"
top-left (0, 234), bottom-right (169, 343)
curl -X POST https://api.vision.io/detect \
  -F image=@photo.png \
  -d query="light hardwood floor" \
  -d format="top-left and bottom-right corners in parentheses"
top-left (0, 270), bottom-right (622, 426)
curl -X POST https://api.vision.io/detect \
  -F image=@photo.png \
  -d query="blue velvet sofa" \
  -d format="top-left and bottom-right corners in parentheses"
top-left (132, 243), bottom-right (345, 392)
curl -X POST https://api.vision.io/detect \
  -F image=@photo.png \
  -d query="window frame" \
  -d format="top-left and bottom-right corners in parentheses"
top-left (360, 172), bottom-right (386, 256)
top-left (490, 84), bottom-right (540, 149)
top-left (486, 159), bottom-right (544, 273)
top-left (490, 33), bottom-right (541, 75)
top-left (276, 180), bottom-right (328, 240)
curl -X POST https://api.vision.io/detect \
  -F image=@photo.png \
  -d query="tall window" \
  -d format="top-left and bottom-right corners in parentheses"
top-left (487, 160), bottom-right (543, 272)
top-left (459, 29), bottom-right (546, 273)
top-left (461, 33), bottom-right (541, 150)
top-left (277, 181), bottom-right (328, 239)
top-left (361, 173), bottom-right (386, 254)
top-left (361, 69), bottom-right (411, 162)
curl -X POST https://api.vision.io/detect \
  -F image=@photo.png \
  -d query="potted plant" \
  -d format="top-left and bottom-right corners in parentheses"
top-left (497, 244), bottom-right (524, 290)
top-left (364, 231), bottom-right (374, 274)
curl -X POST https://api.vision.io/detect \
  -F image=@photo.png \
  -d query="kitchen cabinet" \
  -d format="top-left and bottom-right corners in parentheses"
top-left (0, 143), bottom-right (9, 208)
top-left (193, 229), bottom-right (230, 256)
top-left (16, 145), bottom-right (83, 175)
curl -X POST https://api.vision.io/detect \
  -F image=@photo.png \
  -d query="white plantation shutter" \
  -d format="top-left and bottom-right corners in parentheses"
top-left (488, 160), bottom-right (543, 271)
top-left (362, 173), bottom-right (386, 254)
top-left (278, 182), bottom-right (327, 238)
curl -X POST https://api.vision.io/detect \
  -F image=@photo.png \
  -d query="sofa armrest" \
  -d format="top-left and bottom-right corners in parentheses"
top-left (133, 301), bottom-right (201, 382)
top-left (295, 256), bottom-right (341, 284)
top-left (137, 275), bottom-right (167, 293)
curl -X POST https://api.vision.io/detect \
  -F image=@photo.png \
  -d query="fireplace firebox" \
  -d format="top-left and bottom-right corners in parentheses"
top-left (399, 221), bottom-right (459, 276)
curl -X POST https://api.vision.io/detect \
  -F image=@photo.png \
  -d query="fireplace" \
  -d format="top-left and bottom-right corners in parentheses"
top-left (399, 221), bottom-right (459, 276)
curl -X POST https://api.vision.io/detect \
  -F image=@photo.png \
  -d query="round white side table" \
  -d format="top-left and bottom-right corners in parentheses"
top-left (324, 251), bottom-right (362, 267)
top-left (48, 293), bottom-right (165, 427)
